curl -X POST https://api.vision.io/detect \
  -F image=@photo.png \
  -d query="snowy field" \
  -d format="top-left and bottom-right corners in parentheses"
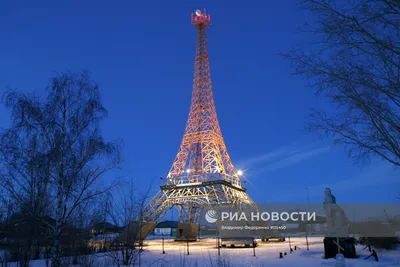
top-left (3, 237), bottom-right (400, 266)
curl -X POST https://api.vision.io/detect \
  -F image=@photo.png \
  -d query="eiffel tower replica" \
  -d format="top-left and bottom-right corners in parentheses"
top-left (124, 9), bottom-right (256, 242)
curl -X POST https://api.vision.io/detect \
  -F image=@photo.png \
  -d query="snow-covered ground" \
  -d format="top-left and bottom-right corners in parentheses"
top-left (2, 237), bottom-right (400, 266)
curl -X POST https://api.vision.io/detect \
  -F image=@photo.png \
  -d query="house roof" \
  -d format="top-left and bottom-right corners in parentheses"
top-left (0, 215), bottom-right (90, 243)
top-left (155, 220), bottom-right (178, 229)
top-left (90, 222), bottom-right (118, 230)
top-left (307, 215), bottom-right (326, 224)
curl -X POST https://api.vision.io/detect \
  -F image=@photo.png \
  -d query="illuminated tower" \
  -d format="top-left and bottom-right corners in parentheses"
top-left (169, 10), bottom-right (239, 185)
top-left (137, 9), bottom-right (256, 240)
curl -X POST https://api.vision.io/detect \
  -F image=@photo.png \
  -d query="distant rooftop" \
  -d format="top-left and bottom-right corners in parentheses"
top-left (155, 220), bottom-right (178, 229)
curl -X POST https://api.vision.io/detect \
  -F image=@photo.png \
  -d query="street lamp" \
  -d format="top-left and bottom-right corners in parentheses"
top-left (162, 233), bottom-right (165, 254)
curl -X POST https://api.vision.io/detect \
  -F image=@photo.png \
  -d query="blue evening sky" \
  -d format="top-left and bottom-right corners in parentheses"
top-left (0, 0), bottom-right (398, 208)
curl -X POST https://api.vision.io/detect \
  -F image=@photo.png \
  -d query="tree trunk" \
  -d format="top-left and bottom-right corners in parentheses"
top-left (51, 175), bottom-right (63, 267)
top-left (51, 229), bottom-right (61, 267)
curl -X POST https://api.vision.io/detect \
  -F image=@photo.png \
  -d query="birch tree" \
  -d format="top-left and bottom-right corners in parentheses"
top-left (0, 71), bottom-right (121, 266)
top-left (283, 0), bottom-right (400, 166)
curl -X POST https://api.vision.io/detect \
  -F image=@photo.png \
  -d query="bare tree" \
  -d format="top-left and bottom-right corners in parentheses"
top-left (283, 0), bottom-right (400, 166)
top-left (0, 193), bottom-right (13, 267)
top-left (0, 128), bottom-right (53, 266)
top-left (0, 191), bottom-right (14, 224)
top-left (0, 71), bottom-right (121, 266)
top-left (106, 181), bottom-right (148, 267)
top-left (69, 198), bottom-right (100, 265)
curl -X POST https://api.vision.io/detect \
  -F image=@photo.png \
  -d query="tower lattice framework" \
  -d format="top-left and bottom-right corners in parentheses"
top-left (143, 9), bottom-right (255, 225)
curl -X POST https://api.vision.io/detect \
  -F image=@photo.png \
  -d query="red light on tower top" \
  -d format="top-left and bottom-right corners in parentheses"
top-left (191, 9), bottom-right (210, 29)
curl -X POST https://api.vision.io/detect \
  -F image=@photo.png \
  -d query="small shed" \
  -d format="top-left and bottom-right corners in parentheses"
top-left (153, 220), bottom-right (178, 236)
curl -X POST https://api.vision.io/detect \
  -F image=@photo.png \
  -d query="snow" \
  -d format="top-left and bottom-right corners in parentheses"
top-left (1, 237), bottom-right (399, 266)
top-left (137, 237), bottom-right (400, 267)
